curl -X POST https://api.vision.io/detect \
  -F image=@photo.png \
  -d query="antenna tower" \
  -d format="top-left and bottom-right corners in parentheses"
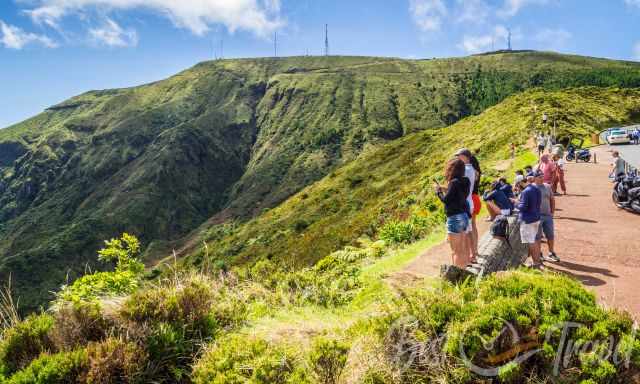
top-left (507, 28), bottom-right (512, 51)
top-left (324, 24), bottom-right (329, 56)
top-left (274, 31), bottom-right (277, 57)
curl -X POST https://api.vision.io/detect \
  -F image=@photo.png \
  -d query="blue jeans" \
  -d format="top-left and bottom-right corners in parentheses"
top-left (446, 213), bottom-right (469, 234)
top-left (536, 214), bottom-right (554, 241)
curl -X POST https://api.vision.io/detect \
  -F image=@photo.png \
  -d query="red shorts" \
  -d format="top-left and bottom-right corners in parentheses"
top-left (472, 193), bottom-right (481, 217)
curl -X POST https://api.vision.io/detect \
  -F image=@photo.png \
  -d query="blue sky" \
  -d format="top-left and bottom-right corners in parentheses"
top-left (1, 0), bottom-right (640, 128)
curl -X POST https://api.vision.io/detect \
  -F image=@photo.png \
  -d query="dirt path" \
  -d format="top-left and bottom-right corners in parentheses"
top-left (401, 146), bottom-right (640, 316)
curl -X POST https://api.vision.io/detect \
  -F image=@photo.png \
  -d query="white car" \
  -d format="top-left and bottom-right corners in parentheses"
top-left (607, 129), bottom-right (631, 144)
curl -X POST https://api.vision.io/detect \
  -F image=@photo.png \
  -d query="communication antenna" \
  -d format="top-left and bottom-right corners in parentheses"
top-left (324, 23), bottom-right (329, 56)
top-left (219, 38), bottom-right (224, 60)
top-left (507, 28), bottom-right (512, 51)
top-left (274, 31), bottom-right (277, 57)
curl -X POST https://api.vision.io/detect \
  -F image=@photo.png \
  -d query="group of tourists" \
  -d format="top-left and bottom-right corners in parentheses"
top-left (536, 132), bottom-right (556, 156)
top-left (435, 146), bottom-right (561, 270)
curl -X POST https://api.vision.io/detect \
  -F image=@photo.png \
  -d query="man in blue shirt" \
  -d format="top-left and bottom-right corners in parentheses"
top-left (515, 171), bottom-right (543, 269)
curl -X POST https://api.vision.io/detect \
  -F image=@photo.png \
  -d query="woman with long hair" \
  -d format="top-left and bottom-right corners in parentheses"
top-left (435, 159), bottom-right (471, 267)
top-left (469, 155), bottom-right (482, 263)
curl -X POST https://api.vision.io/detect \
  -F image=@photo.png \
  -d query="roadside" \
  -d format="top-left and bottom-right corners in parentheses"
top-left (547, 145), bottom-right (640, 316)
top-left (398, 145), bottom-right (640, 317)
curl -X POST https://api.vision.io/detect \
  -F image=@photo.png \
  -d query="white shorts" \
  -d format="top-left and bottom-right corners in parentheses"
top-left (520, 221), bottom-right (540, 244)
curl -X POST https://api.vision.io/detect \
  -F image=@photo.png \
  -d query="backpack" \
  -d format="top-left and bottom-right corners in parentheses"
top-left (490, 215), bottom-right (511, 247)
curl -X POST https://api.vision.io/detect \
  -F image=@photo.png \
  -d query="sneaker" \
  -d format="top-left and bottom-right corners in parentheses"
top-left (544, 252), bottom-right (560, 263)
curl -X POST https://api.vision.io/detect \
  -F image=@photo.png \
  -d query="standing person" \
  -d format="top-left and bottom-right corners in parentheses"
top-left (435, 159), bottom-right (471, 268)
top-left (454, 149), bottom-right (477, 263)
top-left (611, 151), bottom-right (626, 180)
top-left (538, 154), bottom-right (557, 186)
top-left (536, 134), bottom-right (546, 157)
top-left (510, 142), bottom-right (516, 159)
top-left (534, 174), bottom-right (559, 262)
top-left (634, 127), bottom-right (640, 145)
top-left (514, 171), bottom-right (543, 269)
top-left (552, 154), bottom-right (567, 195)
top-left (469, 155), bottom-right (482, 263)
top-left (514, 170), bottom-right (526, 195)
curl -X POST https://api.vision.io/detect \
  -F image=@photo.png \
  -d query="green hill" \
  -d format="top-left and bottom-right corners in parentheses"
top-left (2, 51), bottom-right (640, 311)
top-left (2, 86), bottom-right (640, 384)
top-left (180, 86), bottom-right (640, 270)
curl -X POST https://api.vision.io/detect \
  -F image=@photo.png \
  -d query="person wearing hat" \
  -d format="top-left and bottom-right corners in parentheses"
top-left (514, 170), bottom-right (543, 269)
top-left (454, 148), bottom-right (477, 263)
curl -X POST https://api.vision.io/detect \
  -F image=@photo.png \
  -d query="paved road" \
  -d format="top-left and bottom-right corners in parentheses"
top-left (549, 145), bottom-right (640, 316)
top-left (602, 125), bottom-right (640, 169)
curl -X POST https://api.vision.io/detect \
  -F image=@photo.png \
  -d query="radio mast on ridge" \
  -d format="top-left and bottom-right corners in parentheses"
top-left (324, 24), bottom-right (329, 56)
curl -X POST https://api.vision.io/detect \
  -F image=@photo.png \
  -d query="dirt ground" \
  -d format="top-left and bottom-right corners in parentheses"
top-left (402, 145), bottom-right (640, 316)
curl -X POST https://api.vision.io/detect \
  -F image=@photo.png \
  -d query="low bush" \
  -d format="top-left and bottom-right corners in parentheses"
top-left (83, 338), bottom-right (147, 384)
top-left (49, 302), bottom-right (109, 352)
top-left (6, 350), bottom-right (88, 384)
top-left (120, 274), bottom-right (246, 382)
top-left (192, 335), bottom-right (309, 384)
top-left (309, 337), bottom-right (350, 384)
top-left (368, 270), bottom-right (640, 383)
top-left (0, 314), bottom-right (55, 376)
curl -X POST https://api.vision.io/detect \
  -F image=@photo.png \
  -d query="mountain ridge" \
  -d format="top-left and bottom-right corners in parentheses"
top-left (3, 51), bottom-right (640, 311)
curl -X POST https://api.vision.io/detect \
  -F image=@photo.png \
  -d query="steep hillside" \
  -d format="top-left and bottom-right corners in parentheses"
top-left (2, 52), bottom-right (640, 310)
top-left (3, 87), bottom-right (640, 384)
top-left (182, 86), bottom-right (640, 269)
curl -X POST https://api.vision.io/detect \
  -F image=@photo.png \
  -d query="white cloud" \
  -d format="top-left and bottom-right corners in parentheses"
top-left (409, 0), bottom-right (447, 32)
top-left (25, 0), bottom-right (284, 37)
top-left (456, 0), bottom-right (490, 24)
top-left (497, 0), bottom-right (549, 18)
top-left (89, 18), bottom-right (138, 47)
top-left (633, 42), bottom-right (640, 61)
top-left (625, 0), bottom-right (640, 7)
top-left (533, 27), bottom-right (571, 50)
top-left (458, 25), bottom-right (510, 54)
top-left (0, 20), bottom-right (57, 49)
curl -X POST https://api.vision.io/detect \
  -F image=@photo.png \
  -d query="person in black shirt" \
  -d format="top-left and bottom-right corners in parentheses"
top-left (435, 159), bottom-right (471, 267)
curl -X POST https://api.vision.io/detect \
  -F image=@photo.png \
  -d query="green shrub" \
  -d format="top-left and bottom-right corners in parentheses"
top-left (0, 314), bottom-right (55, 376)
top-left (56, 233), bottom-right (144, 303)
top-left (192, 335), bottom-right (309, 384)
top-left (309, 337), bottom-right (350, 384)
top-left (120, 274), bottom-right (246, 382)
top-left (84, 338), bottom-right (147, 384)
top-left (378, 220), bottom-right (415, 244)
top-left (371, 270), bottom-right (640, 383)
top-left (7, 350), bottom-right (87, 384)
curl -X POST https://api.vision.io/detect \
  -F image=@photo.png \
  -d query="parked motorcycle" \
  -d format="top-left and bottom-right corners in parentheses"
top-left (612, 175), bottom-right (640, 214)
top-left (565, 145), bottom-right (591, 162)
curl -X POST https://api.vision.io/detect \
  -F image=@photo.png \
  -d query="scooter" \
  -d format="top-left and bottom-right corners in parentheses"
top-left (612, 175), bottom-right (640, 214)
top-left (565, 145), bottom-right (591, 162)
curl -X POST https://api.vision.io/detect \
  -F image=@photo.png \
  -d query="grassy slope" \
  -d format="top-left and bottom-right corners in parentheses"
top-left (3, 86), bottom-right (640, 384)
top-left (184, 86), bottom-right (640, 269)
top-left (3, 51), bottom-right (640, 311)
